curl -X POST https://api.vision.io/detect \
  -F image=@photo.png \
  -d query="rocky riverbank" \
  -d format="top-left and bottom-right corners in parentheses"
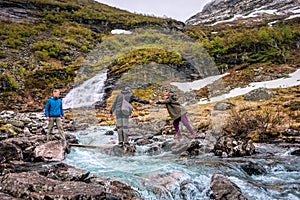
top-left (1, 108), bottom-right (300, 199)
top-left (0, 109), bottom-right (262, 199)
top-left (0, 110), bottom-right (144, 199)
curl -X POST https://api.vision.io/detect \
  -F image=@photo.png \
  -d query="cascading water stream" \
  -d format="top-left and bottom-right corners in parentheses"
top-left (63, 71), bottom-right (107, 109)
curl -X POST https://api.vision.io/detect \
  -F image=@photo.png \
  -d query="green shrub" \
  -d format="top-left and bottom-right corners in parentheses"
top-left (32, 40), bottom-right (65, 58)
top-left (0, 51), bottom-right (6, 59)
top-left (5, 72), bottom-right (19, 90)
top-left (35, 50), bottom-right (50, 61)
top-left (63, 56), bottom-right (71, 62)
top-left (80, 45), bottom-right (88, 52)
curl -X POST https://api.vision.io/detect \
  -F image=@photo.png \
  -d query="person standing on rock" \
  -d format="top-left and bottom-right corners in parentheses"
top-left (109, 86), bottom-right (151, 147)
top-left (155, 89), bottom-right (195, 139)
top-left (45, 89), bottom-right (65, 141)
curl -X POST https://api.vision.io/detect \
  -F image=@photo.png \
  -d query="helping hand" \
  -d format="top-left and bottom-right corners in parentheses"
top-left (149, 100), bottom-right (155, 105)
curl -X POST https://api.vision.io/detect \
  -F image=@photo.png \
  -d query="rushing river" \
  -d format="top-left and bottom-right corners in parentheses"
top-left (63, 126), bottom-right (300, 200)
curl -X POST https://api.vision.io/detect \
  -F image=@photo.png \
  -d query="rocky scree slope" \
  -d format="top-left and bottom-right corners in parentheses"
top-left (186, 0), bottom-right (300, 26)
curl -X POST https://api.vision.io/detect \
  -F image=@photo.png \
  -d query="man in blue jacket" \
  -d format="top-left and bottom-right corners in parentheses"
top-left (45, 89), bottom-right (65, 141)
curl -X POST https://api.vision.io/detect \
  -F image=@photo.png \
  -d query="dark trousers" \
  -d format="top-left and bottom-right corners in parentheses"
top-left (116, 112), bottom-right (129, 144)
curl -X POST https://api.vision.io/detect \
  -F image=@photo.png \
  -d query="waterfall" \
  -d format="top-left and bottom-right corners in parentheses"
top-left (63, 71), bottom-right (107, 109)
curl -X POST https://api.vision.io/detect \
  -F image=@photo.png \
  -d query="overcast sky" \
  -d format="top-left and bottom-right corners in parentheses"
top-left (95, 0), bottom-right (212, 22)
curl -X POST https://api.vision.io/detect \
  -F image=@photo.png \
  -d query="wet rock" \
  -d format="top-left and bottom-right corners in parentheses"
top-left (209, 173), bottom-right (248, 200)
top-left (0, 163), bottom-right (142, 200)
top-left (140, 170), bottom-right (190, 199)
top-left (84, 144), bottom-right (136, 157)
top-left (240, 161), bottom-right (267, 176)
top-left (0, 171), bottom-right (138, 200)
top-left (161, 137), bottom-right (203, 157)
top-left (135, 138), bottom-right (152, 145)
top-left (244, 87), bottom-right (273, 101)
top-left (144, 145), bottom-right (162, 155)
top-left (259, 132), bottom-right (280, 143)
top-left (1, 134), bottom-right (76, 163)
top-left (104, 130), bottom-right (114, 135)
top-left (0, 163), bottom-right (16, 176)
top-left (184, 140), bottom-right (202, 156)
top-left (213, 136), bottom-right (255, 157)
top-left (291, 149), bottom-right (300, 156)
top-left (0, 191), bottom-right (22, 200)
top-left (34, 140), bottom-right (69, 162)
top-left (40, 163), bottom-right (93, 182)
top-left (0, 142), bottom-right (23, 162)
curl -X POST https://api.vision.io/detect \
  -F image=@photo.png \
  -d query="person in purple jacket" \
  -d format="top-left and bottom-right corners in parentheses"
top-left (45, 89), bottom-right (65, 141)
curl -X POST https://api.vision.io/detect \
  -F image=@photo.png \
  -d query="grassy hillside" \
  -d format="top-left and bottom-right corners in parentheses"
top-left (184, 18), bottom-right (300, 68)
top-left (0, 0), bottom-right (183, 111)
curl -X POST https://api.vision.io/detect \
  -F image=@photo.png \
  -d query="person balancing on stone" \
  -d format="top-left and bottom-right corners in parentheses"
top-left (45, 89), bottom-right (65, 141)
top-left (109, 86), bottom-right (151, 147)
top-left (154, 89), bottom-right (196, 139)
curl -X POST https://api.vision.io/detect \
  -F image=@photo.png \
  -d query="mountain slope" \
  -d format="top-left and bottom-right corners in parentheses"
top-left (186, 0), bottom-right (300, 26)
top-left (0, 0), bottom-right (183, 111)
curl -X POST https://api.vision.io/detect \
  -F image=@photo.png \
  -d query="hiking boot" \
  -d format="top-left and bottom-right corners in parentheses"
top-left (174, 135), bottom-right (183, 139)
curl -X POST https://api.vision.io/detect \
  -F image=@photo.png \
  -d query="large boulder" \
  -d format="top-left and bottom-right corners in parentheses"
top-left (0, 191), bottom-right (22, 200)
top-left (213, 136), bottom-right (255, 157)
top-left (0, 163), bottom-right (143, 200)
top-left (244, 87), bottom-right (273, 101)
top-left (210, 173), bottom-right (248, 200)
top-left (0, 142), bottom-right (23, 162)
top-left (34, 140), bottom-right (69, 162)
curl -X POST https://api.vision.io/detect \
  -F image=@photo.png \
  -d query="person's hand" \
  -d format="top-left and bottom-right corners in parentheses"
top-left (109, 114), bottom-right (113, 119)
top-left (46, 117), bottom-right (50, 121)
top-left (149, 100), bottom-right (155, 105)
top-left (61, 116), bottom-right (65, 121)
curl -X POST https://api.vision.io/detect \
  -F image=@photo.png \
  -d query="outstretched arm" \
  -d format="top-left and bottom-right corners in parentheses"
top-left (155, 98), bottom-right (171, 104)
top-left (130, 95), bottom-right (150, 104)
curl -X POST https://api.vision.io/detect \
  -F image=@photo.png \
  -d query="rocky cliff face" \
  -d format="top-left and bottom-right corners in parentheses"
top-left (186, 0), bottom-right (300, 26)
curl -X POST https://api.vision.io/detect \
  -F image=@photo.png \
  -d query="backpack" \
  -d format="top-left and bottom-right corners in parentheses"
top-left (121, 94), bottom-right (133, 115)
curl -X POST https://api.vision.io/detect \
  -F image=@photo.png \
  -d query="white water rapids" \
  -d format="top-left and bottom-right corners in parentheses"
top-left (64, 126), bottom-right (300, 199)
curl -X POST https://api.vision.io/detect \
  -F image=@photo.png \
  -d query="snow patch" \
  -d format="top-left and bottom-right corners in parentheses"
top-left (111, 29), bottom-right (132, 35)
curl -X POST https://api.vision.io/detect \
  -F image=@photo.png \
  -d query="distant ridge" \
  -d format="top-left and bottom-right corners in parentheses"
top-left (186, 0), bottom-right (300, 26)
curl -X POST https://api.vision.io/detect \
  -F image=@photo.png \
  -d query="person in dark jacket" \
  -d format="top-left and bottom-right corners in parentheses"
top-left (109, 86), bottom-right (150, 147)
top-left (155, 89), bottom-right (195, 139)
top-left (45, 89), bottom-right (65, 141)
